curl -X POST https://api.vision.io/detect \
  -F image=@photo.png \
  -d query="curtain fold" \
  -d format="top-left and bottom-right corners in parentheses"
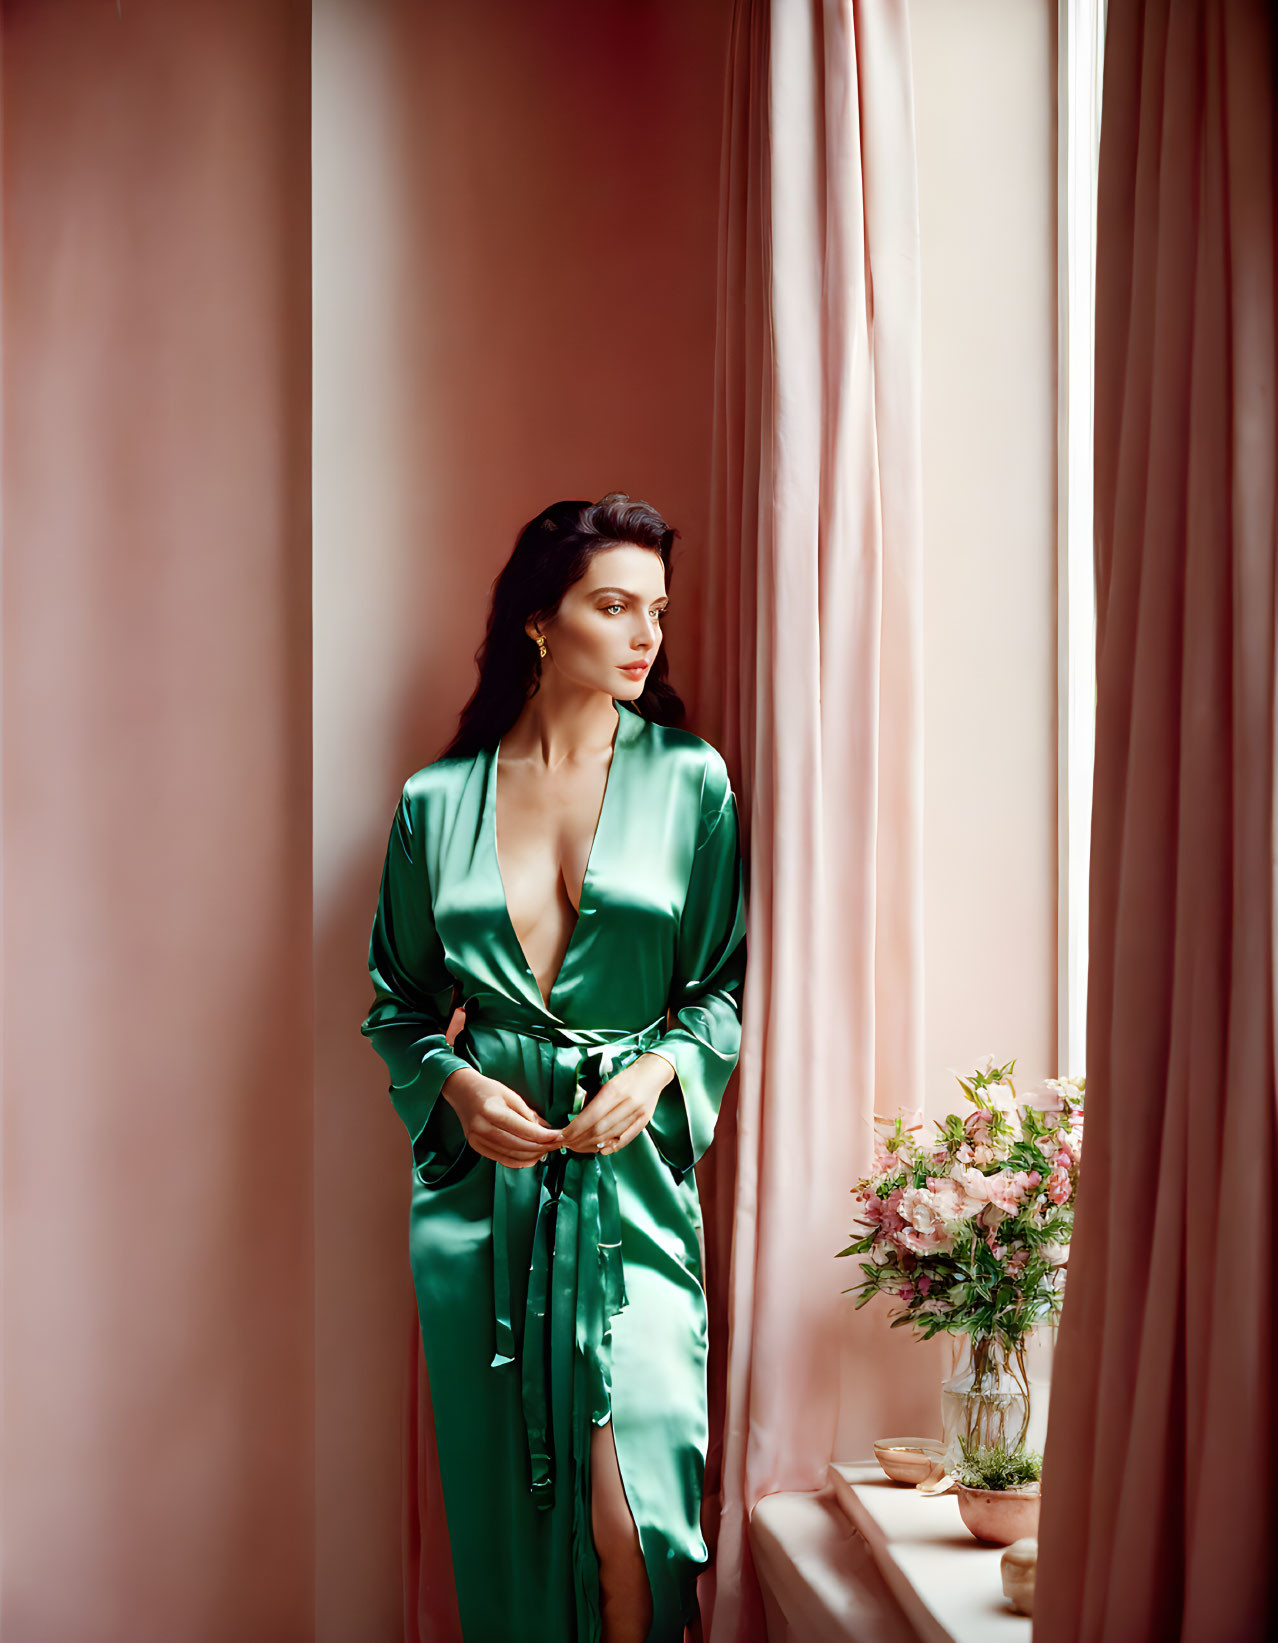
top-left (694, 4), bottom-right (924, 1638)
top-left (1034, 4), bottom-right (1278, 1639)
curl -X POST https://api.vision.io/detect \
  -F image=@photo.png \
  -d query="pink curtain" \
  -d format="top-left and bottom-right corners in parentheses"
top-left (1, 4), bottom-right (313, 1640)
top-left (692, 4), bottom-right (924, 1639)
top-left (1035, 4), bottom-right (1278, 1639)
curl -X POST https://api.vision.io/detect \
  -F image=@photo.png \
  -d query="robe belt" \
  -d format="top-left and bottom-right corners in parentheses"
top-left (469, 1010), bottom-right (669, 1512)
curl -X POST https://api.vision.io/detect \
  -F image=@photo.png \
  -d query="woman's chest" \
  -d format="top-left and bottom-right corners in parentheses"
top-left (492, 747), bottom-right (614, 930)
top-left (427, 743), bottom-right (701, 993)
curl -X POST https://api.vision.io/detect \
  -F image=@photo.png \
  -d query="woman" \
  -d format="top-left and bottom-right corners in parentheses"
top-left (361, 494), bottom-right (747, 1643)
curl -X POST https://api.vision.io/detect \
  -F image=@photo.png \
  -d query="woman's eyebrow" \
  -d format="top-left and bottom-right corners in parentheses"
top-left (592, 587), bottom-right (669, 601)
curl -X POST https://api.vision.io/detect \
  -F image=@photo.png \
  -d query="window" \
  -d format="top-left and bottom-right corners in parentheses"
top-left (1057, 0), bottom-right (1105, 1077)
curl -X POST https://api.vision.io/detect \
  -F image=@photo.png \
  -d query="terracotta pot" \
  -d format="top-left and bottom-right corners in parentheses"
top-left (955, 1481), bottom-right (1041, 1545)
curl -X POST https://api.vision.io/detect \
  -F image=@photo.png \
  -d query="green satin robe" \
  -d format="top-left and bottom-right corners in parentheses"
top-left (361, 696), bottom-right (747, 1643)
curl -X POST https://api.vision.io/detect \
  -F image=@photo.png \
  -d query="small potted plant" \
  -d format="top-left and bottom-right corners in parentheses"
top-left (951, 1443), bottom-right (1042, 1545)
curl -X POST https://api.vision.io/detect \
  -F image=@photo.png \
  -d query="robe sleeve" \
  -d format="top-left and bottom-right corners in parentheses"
top-left (360, 784), bottom-right (474, 1186)
top-left (647, 755), bottom-right (748, 1182)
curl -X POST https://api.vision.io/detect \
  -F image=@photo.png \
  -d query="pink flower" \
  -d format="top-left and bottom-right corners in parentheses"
top-left (981, 1082), bottom-right (1024, 1136)
top-left (963, 1092), bottom-right (1022, 1162)
top-left (857, 1188), bottom-right (907, 1240)
top-left (1047, 1164), bottom-right (1072, 1205)
top-left (964, 1111), bottom-right (997, 1148)
top-left (1020, 1078), bottom-right (1068, 1113)
top-left (951, 1165), bottom-right (1031, 1214)
top-left (870, 1109), bottom-right (927, 1178)
top-left (951, 1163), bottom-right (994, 1201)
top-left (963, 1113), bottom-right (1000, 1168)
top-left (925, 1174), bottom-right (981, 1221)
top-left (894, 1186), bottom-right (957, 1254)
top-left (962, 1112), bottom-right (1003, 1168)
top-left (994, 1170), bottom-right (1037, 1212)
top-left (873, 1108), bottom-right (925, 1144)
top-left (983, 1079), bottom-right (1020, 1116)
top-left (952, 1164), bottom-right (1038, 1220)
top-left (897, 1224), bottom-right (952, 1255)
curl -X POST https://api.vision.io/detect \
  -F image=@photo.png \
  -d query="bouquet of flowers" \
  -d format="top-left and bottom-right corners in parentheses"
top-left (837, 1057), bottom-right (1085, 1349)
top-left (838, 1057), bottom-right (1085, 1462)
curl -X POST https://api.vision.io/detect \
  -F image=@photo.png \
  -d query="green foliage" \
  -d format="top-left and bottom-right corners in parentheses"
top-left (951, 1057), bottom-right (1018, 1100)
top-left (953, 1443), bottom-right (1043, 1491)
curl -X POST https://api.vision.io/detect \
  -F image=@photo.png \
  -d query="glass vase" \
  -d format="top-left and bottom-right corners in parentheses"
top-left (940, 1332), bottom-right (1035, 1468)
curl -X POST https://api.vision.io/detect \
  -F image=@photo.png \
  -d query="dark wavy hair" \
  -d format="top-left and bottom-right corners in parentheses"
top-left (437, 493), bottom-right (688, 760)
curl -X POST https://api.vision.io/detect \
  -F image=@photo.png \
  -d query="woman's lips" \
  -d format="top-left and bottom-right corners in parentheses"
top-left (618, 662), bottom-right (650, 675)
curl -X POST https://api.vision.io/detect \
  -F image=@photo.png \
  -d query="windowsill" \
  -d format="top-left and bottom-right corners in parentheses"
top-left (748, 1486), bottom-right (920, 1643)
top-left (826, 1463), bottom-right (1032, 1643)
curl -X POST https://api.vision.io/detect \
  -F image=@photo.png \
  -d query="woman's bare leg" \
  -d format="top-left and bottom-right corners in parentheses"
top-left (590, 1418), bottom-right (653, 1643)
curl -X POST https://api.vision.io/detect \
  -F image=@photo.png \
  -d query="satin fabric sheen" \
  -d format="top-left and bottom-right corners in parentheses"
top-left (361, 698), bottom-right (747, 1642)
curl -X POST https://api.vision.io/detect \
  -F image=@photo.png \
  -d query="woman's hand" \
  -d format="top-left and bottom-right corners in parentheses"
top-left (440, 1067), bottom-right (564, 1169)
top-left (557, 1052), bottom-right (677, 1156)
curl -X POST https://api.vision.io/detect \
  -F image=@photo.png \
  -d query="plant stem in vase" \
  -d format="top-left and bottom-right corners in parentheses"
top-left (941, 1333), bottom-right (1033, 1468)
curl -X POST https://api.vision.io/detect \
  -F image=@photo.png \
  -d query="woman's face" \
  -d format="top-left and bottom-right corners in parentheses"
top-left (529, 544), bottom-right (668, 701)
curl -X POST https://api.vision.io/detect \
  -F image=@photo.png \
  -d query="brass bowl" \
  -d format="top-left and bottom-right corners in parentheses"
top-left (872, 1436), bottom-right (945, 1485)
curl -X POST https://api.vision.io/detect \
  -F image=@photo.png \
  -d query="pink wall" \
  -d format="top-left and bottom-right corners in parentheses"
top-left (834, 0), bottom-right (1059, 1458)
top-left (2, 4), bottom-right (313, 1639)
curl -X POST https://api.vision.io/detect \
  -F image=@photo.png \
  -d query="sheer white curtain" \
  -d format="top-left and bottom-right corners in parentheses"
top-left (692, 4), bottom-right (925, 1637)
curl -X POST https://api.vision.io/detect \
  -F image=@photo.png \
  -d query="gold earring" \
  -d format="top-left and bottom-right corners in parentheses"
top-left (535, 635), bottom-right (548, 659)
